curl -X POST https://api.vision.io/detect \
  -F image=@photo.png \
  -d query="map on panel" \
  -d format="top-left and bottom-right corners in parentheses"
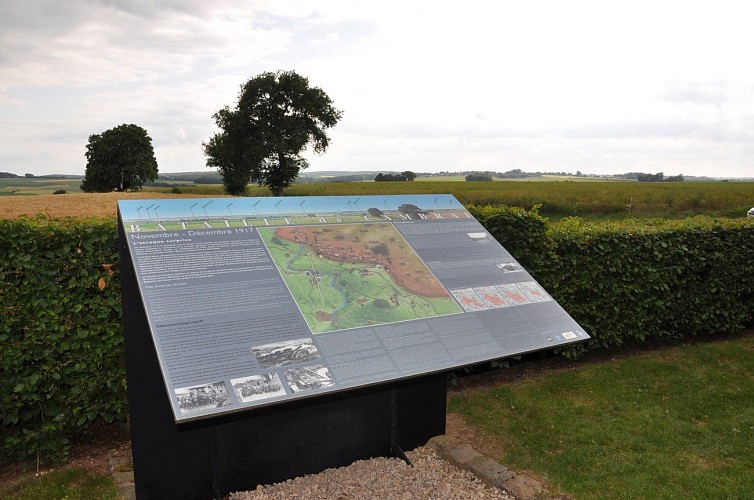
top-left (258, 223), bottom-right (462, 333)
top-left (118, 194), bottom-right (590, 423)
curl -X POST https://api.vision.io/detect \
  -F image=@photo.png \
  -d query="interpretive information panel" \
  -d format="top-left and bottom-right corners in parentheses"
top-left (119, 195), bottom-right (589, 422)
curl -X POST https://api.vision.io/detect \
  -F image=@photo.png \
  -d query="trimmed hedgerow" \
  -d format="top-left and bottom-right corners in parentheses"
top-left (540, 217), bottom-right (754, 355)
top-left (0, 217), bottom-right (125, 463)
top-left (1, 209), bottom-right (752, 462)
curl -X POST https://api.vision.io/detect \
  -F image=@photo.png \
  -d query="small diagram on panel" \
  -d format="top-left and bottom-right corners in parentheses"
top-left (497, 262), bottom-right (523, 273)
top-left (252, 338), bottom-right (321, 369)
top-left (175, 381), bottom-right (231, 415)
top-left (495, 284), bottom-right (532, 305)
top-left (516, 281), bottom-right (551, 302)
top-left (284, 364), bottom-right (335, 393)
top-left (231, 373), bottom-right (287, 403)
top-left (450, 288), bottom-right (489, 312)
top-left (475, 286), bottom-right (512, 309)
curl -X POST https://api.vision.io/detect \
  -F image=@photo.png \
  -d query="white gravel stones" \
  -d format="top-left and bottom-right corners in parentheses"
top-left (230, 446), bottom-right (513, 500)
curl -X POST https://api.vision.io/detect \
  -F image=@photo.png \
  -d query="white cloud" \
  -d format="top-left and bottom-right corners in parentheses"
top-left (2, 0), bottom-right (754, 177)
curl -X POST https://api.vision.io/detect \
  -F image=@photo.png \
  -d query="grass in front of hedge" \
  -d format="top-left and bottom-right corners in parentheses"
top-left (449, 334), bottom-right (754, 499)
top-left (0, 468), bottom-right (117, 500)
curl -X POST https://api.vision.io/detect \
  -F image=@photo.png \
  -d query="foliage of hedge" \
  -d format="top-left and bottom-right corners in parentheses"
top-left (1, 208), bottom-right (752, 462)
top-left (542, 217), bottom-right (754, 355)
top-left (0, 217), bottom-right (125, 463)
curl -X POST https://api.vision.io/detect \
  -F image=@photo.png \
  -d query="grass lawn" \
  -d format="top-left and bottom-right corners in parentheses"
top-left (0, 468), bottom-right (117, 500)
top-left (449, 334), bottom-right (754, 499)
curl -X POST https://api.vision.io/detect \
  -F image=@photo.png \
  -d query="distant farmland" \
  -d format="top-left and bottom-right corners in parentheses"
top-left (277, 181), bottom-right (754, 218)
top-left (0, 177), bottom-right (83, 196)
top-left (1, 179), bottom-right (751, 220)
top-left (414, 174), bottom-right (631, 182)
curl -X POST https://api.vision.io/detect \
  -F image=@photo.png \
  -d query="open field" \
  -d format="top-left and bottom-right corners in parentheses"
top-left (278, 181), bottom-right (753, 217)
top-left (415, 175), bottom-right (507, 182)
top-left (0, 178), bottom-right (83, 196)
top-left (147, 181), bottom-right (752, 218)
top-left (449, 332), bottom-right (754, 499)
top-left (0, 181), bottom-right (751, 219)
top-left (0, 192), bottom-right (223, 219)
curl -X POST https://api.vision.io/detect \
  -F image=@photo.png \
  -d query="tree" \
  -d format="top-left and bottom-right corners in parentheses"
top-left (637, 172), bottom-right (664, 182)
top-left (465, 173), bottom-right (493, 181)
top-left (204, 70), bottom-right (343, 196)
top-left (398, 203), bottom-right (428, 217)
top-left (374, 171), bottom-right (416, 182)
top-left (402, 171), bottom-right (416, 181)
top-left (367, 207), bottom-right (385, 218)
top-left (80, 124), bottom-right (158, 192)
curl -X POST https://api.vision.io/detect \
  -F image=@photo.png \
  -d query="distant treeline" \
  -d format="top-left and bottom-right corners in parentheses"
top-left (422, 169), bottom-right (691, 182)
top-left (375, 171), bottom-right (417, 181)
top-left (0, 172), bottom-right (81, 179)
top-left (125, 169), bottom-right (691, 187)
top-left (420, 169), bottom-right (549, 179)
top-left (296, 173), bottom-right (376, 183)
top-left (146, 172), bottom-right (224, 186)
top-left (624, 172), bottom-right (685, 182)
top-left (465, 173), bottom-right (494, 181)
top-left (150, 171), bottom-right (383, 185)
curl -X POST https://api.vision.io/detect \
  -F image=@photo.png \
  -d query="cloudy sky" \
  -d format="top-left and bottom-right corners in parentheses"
top-left (2, 0), bottom-right (753, 177)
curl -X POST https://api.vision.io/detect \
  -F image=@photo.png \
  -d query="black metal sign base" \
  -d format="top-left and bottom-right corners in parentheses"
top-left (119, 218), bottom-right (446, 500)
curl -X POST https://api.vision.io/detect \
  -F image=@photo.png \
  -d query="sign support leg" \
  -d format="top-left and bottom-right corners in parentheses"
top-left (390, 383), bottom-right (413, 466)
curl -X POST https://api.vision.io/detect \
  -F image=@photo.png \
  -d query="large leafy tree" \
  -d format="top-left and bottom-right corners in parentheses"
top-left (80, 124), bottom-right (159, 192)
top-left (204, 71), bottom-right (343, 196)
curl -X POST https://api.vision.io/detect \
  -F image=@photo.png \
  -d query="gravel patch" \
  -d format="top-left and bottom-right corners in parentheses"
top-left (230, 446), bottom-right (513, 500)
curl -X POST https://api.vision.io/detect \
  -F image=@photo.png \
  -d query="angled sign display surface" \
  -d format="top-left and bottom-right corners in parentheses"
top-left (118, 194), bottom-right (589, 422)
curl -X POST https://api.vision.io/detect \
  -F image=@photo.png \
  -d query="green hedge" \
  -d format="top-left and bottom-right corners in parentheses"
top-left (1, 209), bottom-right (753, 462)
top-left (0, 217), bottom-right (125, 463)
top-left (542, 217), bottom-right (754, 354)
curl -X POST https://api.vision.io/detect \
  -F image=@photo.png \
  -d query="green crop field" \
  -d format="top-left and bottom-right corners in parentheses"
top-left (415, 175), bottom-right (506, 182)
top-left (0, 177), bottom-right (82, 196)
top-left (147, 180), bottom-right (753, 219)
top-left (1, 177), bottom-right (751, 220)
top-left (258, 223), bottom-right (462, 333)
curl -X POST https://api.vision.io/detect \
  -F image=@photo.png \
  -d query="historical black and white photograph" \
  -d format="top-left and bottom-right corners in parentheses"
top-left (231, 373), bottom-right (286, 403)
top-left (497, 262), bottom-right (523, 273)
top-left (284, 365), bottom-right (335, 393)
top-left (252, 338), bottom-right (321, 369)
top-left (175, 381), bottom-right (231, 415)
